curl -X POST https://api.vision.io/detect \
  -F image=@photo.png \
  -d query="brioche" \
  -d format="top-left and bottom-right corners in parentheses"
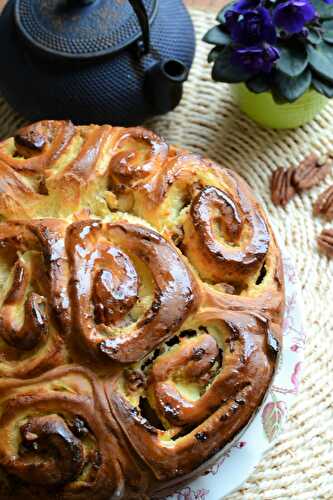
top-left (0, 121), bottom-right (284, 499)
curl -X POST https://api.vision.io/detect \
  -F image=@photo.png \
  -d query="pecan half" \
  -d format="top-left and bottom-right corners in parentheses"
top-left (293, 154), bottom-right (331, 191)
top-left (271, 167), bottom-right (296, 207)
top-left (314, 186), bottom-right (333, 221)
top-left (318, 229), bottom-right (333, 258)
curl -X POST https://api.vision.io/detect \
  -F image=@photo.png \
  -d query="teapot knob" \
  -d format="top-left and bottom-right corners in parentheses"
top-left (67, 0), bottom-right (149, 54)
top-left (67, 0), bottom-right (150, 53)
top-left (13, 0), bottom-right (156, 60)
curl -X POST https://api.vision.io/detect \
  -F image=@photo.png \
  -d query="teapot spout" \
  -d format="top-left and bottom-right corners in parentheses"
top-left (146, 59), bottom-right (189, 115)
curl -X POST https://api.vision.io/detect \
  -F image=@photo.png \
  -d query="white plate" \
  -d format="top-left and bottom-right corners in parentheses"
top-left (157, 253), bottom-right (305, 500)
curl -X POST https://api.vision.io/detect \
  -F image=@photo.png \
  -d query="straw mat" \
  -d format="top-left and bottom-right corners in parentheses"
top-left (0, 9), bottom-right (332, 500)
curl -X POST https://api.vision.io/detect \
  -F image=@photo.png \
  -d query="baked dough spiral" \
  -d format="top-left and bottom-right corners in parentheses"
top-left (109, 127), bottom-right (169, 192)
top-left (0, 366), bottom-right (146, 499)
top-left (0, 219), bottom-right (68, 378)
top-left (0, 122), bottom-right (284, 498)
top-left (108, 309), bottom-right (278, 485)
top-left (67, 220), bottom-right (197, 364)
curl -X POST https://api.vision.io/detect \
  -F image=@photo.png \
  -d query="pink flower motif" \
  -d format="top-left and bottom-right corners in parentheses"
top-left (175, 486), bottom-right (192, 500)
top-left (290, 327), bottom-right (306, 353)
top-left (206, 441), bottom-right (247, 475)
top-left (207, 453), bottom-right (229, 476)
top-left (195, 489), bottom-right (210, 499)
top-left (291, 361), bottom-right (302, 393)
top-left (174, 487), bottom-right (209, 500)
top-left (284, 259), bottom-right (297, 284)
top-left (272, 361), bottom-right (302, 395)
top-left (283, 294), bottom-right (297, 332)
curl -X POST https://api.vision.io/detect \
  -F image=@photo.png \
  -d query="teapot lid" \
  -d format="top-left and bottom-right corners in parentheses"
top-left (15, 0), bottom-right (157, 60)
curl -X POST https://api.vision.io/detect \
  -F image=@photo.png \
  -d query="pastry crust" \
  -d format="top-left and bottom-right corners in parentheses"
top-left (0, 121), bottom-right (284, 499)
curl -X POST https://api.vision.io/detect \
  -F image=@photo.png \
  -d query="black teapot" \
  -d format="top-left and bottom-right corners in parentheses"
top-left (0, 0), bottom-right (195, 125)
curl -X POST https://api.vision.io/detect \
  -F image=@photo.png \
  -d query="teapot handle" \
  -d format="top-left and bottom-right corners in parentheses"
top-left (127, 0), bottom-right (150, 55)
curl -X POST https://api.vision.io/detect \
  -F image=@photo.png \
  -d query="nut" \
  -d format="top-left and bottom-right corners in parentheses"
top-left (313, 185), bottom-right (333, 221)
top-left (293, 154), bottom-right (331, 191)
top-left (318, 229), bottom-right (333, 258)
top-left (271, 167), bottom-right (296, 207)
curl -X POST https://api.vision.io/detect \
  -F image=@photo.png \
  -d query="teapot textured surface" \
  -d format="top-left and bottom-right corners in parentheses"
top-left (0, 0), bottom-right (195, 125)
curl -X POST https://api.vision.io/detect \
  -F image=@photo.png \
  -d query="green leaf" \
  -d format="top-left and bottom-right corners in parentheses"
top-left (212, 47), bottom-right (254, 83)
top-left (217, 3), bottom-right (233, 23)
top-left (262, 399), bottom-right (286, 442)
top-left (276, 42), bottom-right (308, 77)
top-left (246, 74), bottom-right (270, 94)
top-left (312, 77), bottom-right (333, 97)
top-left (311, 0), bottom-right (333, 20)
top-left (203, 26), bottom-right (231, 46)
top-left (322, 20), bottom-right (333, 43)
top-left (323, 32), bottom-right (333, 43)
top-left (308, 28), bottom-right (322, 45)
top-left (308, 41), bottom-right (333, 83)
top-left (274, 69), bottom-right (312, 102)
top-left (208, 47), bottom-right (222, 63)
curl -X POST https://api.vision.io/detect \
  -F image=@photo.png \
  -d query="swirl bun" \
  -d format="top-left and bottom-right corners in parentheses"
top-left (0, 219), bottom-right (68, 378)
top-left (0, 367), bottom-right (146, 499)
top-left (109, 310), bottom-right (277, 484)
top-left (109, 127), bottom-right (169, 191)
top-left (66, 220), bottom-right (197, 363)
top-left (183, 184), bottom-right (269, 283)
top-left (0, 122), bottom-right (284, 498)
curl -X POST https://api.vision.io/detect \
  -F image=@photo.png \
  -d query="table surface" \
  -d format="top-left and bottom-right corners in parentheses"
top-left (0, 0), bottom-right (224, 12)
top-left (186, 0), bottom-right (222, 8)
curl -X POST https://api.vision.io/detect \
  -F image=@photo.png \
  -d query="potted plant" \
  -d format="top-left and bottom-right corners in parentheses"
top-left (204, 0), bottom-right (333, 128)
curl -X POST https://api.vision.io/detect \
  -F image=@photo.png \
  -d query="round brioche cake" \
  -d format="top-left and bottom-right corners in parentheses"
top-left (0, 121), bottom-right (284, 499)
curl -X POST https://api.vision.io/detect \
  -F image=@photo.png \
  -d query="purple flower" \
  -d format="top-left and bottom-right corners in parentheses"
top-left (232, 44), bottom-right (280, 73)
top-left (225, 0), bottom-right (262, 29)
top-left (323, 0), bottom-right (333, 3)
top-left (272, 0), bottom-right (316, 34)
top-left (229, 8), bottom-right (276, 45)
top-left (229, 0), bottom-right (262, 13)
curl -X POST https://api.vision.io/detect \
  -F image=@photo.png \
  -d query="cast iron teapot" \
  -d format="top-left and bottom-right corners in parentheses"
top-left (0, 0), bottom-right (195, 125)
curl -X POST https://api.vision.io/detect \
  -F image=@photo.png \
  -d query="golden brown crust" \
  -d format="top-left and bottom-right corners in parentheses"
top-left (108, 127), bottom-right (169, 192)
top-left (108, 310), bottom-right (278, 483)
top-left (0, 122), bottom-right (285, 498)
top-left (0, 366), bottom-right (147, 499)
top-left (66, 220), bottom-right (198, 364)
top-left (0, 219), bottom-right (68, 378)
top-left (0, 121), bottom-right (76, 172)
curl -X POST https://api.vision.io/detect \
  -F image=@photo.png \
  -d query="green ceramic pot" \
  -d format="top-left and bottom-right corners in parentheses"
top-left (232, 83), bottom-right (329, 129)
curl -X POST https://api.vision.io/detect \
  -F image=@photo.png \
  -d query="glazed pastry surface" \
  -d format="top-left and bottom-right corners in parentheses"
top-left (0, 121), bottom-right (284, 499)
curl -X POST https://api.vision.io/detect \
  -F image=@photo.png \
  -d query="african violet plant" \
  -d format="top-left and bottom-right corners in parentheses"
top-left (204, 0), bottom-right (333, 103)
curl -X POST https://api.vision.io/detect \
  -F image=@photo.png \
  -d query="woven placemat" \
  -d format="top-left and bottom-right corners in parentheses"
top-left (0, 9), bottom-right (332, 500)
